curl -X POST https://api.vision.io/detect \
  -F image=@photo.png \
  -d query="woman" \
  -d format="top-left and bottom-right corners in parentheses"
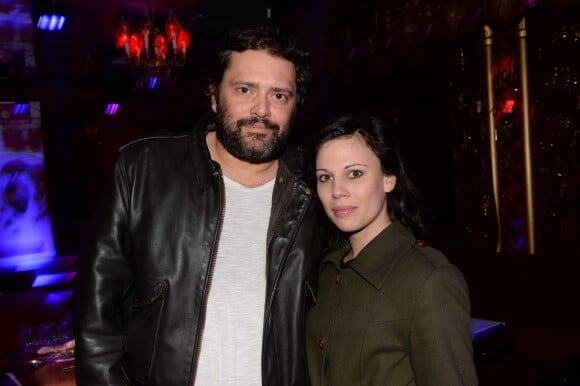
top-left (305, 113), bottom-right (478, 385)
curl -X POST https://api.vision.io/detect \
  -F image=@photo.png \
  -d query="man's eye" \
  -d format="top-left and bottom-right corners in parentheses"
top-left (238, 87), bottom-right (250, 94)
top-left (273, 93), bottom-right (288, 102)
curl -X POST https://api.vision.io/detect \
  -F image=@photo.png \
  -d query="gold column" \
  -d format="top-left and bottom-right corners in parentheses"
top-left (483, 25), bottom-right (502, 253)
top-left (518, 17), bottom-right (536, 254)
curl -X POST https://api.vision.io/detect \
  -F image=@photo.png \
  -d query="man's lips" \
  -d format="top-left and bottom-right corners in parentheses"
top-left (246, 123), bottom-right (270, 131)
top-left (238, 118), bottom-right (279, 132)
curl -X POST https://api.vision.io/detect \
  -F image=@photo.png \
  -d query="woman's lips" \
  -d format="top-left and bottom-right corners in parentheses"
top-left (332, 206), bottom-right (355, 217)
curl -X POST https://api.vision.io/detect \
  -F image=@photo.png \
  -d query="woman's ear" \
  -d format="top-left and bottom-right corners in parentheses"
top-left (384, 174), bottom-right (396, 193)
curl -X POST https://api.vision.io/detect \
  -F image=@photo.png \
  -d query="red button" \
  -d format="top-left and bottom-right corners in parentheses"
top-left (415, 240), bottom-right (427, 247)
top-left (318, 336), bottom-right (325, 349)
top-left (335, 272), bottom-right (341, 284)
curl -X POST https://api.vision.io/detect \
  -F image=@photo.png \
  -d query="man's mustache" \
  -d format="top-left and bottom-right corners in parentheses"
top-left (237, 117), bottom-right (280, 132)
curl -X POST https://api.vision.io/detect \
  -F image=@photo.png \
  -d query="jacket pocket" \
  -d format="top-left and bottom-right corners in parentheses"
top-left (125, 279), bottom-right (169, 384)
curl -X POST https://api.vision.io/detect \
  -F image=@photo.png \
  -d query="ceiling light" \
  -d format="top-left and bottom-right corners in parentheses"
top-left (115, 0), bottom-right (190, 90)
top-left (37, 14), bottom-right (65, 31)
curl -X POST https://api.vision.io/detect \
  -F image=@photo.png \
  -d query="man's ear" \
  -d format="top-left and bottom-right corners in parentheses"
top-left (209, 85), bottom-right (217, 112)
top-left (384, 174), bottom-right (396, 193)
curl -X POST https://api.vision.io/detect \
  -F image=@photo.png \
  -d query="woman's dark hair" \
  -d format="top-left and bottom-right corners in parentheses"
top-left (207, 25), bottom-right (311, 108)
top-left (307, 113), bottom-right (426, 239)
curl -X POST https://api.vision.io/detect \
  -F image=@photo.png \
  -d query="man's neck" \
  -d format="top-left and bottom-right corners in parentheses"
top-left (206, 131), bottom-right (278, 188)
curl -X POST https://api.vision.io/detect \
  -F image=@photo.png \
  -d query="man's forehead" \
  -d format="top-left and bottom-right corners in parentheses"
top-left (224, 50), bottom-right (297, 88)
top-left (227, 50), bottom-right (295, 71)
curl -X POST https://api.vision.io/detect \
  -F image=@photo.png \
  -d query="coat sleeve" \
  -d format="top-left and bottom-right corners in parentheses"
top-left (409, 264), bottom-right (479, 386)
top-left (73, 155), bottom-right (134, 385)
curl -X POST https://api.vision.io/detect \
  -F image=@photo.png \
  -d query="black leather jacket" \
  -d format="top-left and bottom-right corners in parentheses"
top-left (74, 115), bottom-right (329, 385)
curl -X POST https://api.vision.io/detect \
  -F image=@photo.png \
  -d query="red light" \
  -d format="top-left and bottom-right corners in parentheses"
top-left (177, 29), bottom-right (190, 55)
top-left (128, 33), bottom-right (144, 60)
top-left (115, 21), bottom-right (129, 48)
top-left (502, 99), bottom-right (515, 114)
top-left (165, 15), bottom-right (181, 44)
top-left (154, 34), bottom-right (168, 62)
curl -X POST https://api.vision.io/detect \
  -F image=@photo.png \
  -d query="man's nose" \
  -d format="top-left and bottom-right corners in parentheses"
top-left (250, 94), bottom-right (271, 118)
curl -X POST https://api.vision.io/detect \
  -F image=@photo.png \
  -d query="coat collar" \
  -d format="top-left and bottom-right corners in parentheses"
top-left (322, 221), bottom-right (415, 290)
top-left (189, 113), bottom-right (218, 191)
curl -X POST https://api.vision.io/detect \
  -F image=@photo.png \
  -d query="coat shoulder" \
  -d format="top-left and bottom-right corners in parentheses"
top-left (392, 239), bottom-right (464, 290)
top-left (119, 132), bottom-right (191, 160)
top-left (410, 241), bottom-right (451, 269)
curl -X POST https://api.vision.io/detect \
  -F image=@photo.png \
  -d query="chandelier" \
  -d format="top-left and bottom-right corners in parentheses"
top-left (114, 0), bottom-right (190, 89)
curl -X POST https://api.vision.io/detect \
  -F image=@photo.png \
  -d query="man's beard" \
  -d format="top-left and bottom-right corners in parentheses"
top-left (214, 102), bottom-right (292, 164)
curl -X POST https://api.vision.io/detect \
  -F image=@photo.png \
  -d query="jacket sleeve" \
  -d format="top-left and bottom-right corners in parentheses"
top-left (74, 155), bottom-right (134, 385)
top-left (409, 265), bottom-right (479, 386)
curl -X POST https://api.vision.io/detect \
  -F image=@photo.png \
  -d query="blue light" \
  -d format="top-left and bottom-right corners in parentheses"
top-left (43, 289), bottom-right (74, 307)
top-left (32, 272), bottom-right (76, 288)
top-left (0, 252), bottom-right (56, 271)
top-left (12, 103), bottom-right (29, 115)
top-left (471, 318), bottom-right (504, 340)
top-left (37, 15), bottom-right (66, 31)
top-left (104, 103), bottom-right (119, 115)
top-left (148, 76), bottom-right (158, 90)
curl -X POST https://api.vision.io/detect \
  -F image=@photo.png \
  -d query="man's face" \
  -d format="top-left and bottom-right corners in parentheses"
top-left (211, 50), bottom-right (297, 163)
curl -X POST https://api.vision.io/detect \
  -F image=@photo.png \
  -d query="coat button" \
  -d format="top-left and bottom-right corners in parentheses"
top-left (335, 272), bottom-right (341, 284)
top-left (318, 336), bottom-right (325, 350)
top-left (415, 240), bottom-right (427, 247)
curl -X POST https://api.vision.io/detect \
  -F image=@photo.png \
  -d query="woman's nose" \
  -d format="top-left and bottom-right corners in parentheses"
top-left (331, 180), bottom-right (348, 198)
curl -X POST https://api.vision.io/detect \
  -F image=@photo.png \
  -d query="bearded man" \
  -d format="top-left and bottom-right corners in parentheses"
top-left (74, 26), bottom-right (330, 386)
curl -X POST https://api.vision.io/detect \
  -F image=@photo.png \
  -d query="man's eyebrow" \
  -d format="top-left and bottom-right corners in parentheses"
top-left (271, 86), bottom-right (294, 95)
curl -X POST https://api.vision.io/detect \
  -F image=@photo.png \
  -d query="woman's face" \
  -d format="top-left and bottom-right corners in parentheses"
top-left (315, 134), bottom-right (396, 246)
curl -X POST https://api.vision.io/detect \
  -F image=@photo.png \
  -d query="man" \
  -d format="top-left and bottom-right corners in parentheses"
top-left (74, 26), bottom-right (329, 385)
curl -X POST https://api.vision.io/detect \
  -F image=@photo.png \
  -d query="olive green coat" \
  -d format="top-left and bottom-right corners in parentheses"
top-left (305, 221), bottom-right (478, 386)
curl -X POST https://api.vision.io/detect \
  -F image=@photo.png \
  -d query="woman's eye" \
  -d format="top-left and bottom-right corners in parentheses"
top-left (348, 170), bottom-right (364, 179)
top-left (317, 174), bottom-right (330, 183)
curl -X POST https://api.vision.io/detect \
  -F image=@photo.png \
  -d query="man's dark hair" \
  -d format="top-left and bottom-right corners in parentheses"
top-left (208, 25), bottom-right (311, 108)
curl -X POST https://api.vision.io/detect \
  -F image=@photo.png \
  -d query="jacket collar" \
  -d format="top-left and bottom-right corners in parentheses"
top-left (323, 221), bottom-right (414, 290)
top-left (189, 113), bottom-right (218, 191)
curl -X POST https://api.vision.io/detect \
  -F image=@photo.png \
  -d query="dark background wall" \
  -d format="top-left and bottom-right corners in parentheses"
top-left (1, 1), bottom-right (579, 384)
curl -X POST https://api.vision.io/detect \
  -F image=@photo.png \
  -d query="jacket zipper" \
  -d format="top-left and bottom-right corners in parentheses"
top-left (264, 180), bottom-right (297, 322)
top-left (262, 180), bottom-right (311, 381)
top-left (190, 169), bottom-right (225, 384)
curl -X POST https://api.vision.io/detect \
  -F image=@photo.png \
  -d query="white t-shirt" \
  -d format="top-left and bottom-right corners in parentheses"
top-left (195, 175), bottom-right (275, 385)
